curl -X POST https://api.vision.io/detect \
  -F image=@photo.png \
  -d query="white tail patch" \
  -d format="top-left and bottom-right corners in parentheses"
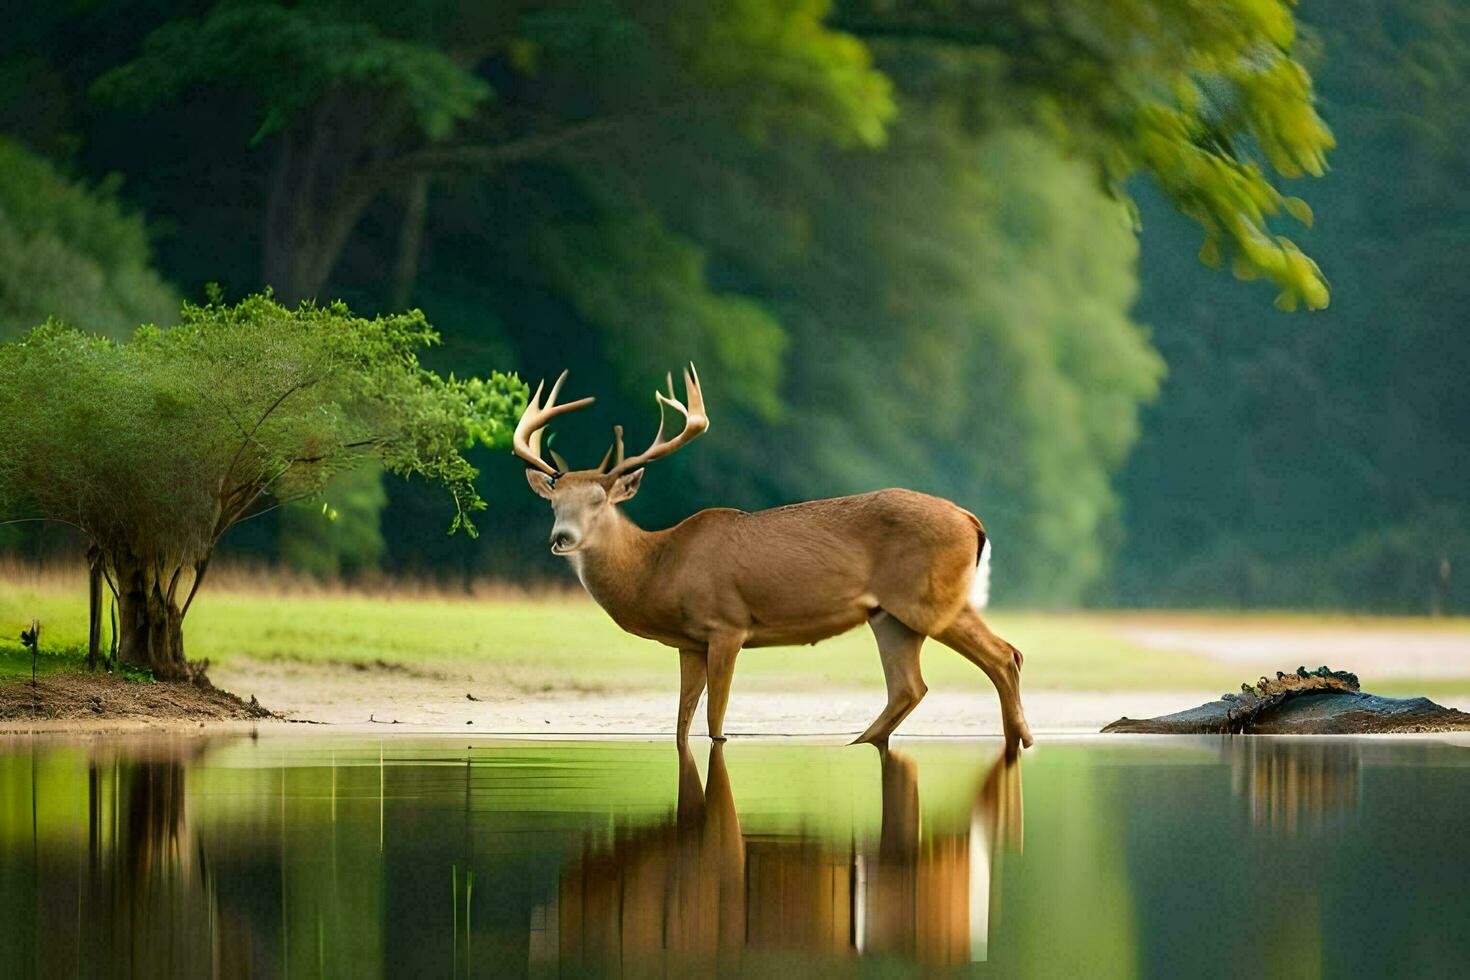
top-left (968, 537), bottom-right (992, 609)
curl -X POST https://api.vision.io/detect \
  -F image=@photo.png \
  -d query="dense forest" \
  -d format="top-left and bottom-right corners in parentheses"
top-left (1, 0), bottom-right (1463, 612)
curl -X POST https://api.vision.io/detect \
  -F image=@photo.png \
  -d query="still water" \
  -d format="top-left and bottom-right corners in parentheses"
top-left (2, 734), bottom-right (1468, 978)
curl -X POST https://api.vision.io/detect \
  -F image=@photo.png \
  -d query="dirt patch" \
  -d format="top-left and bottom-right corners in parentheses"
top-left (0, 673), bottom-right (276, 726)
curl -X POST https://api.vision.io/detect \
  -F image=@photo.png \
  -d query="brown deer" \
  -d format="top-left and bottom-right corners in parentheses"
top-left (513, 365), bottom-right (1033, 752)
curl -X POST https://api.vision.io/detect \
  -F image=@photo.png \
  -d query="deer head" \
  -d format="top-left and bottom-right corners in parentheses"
top-left (513, 364), bottom-right (707, 554)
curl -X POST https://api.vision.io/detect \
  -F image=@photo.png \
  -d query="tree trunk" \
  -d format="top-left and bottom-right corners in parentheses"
top-left (115, 560), bottom-right (190, 681)
top-left (262, 96), bottom-right (408, 305)
top-left (87, 546), bottom-right (103, 670)
top-left (262, 122), bottom-right (340, 305)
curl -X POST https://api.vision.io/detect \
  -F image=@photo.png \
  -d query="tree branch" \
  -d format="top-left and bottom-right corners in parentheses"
top-left (231, 500), bottom-right (284, 528)
top-left (0, 516), bottom-right (91, 535)
top-left (100, 559), bottom-right (119, 601)
top-left (360, 116), bottom-right (626, 184)
top-left (179, 557), bottom-right (210, 620)
top-left (165, 565), bottom-right (183, 606)
top-left (219, 375), bottom-right (321, 495)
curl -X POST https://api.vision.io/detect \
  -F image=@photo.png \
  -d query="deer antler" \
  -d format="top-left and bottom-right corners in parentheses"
top-left (606, 363), bottom-right (708, 476)
top-left (513, 370), bottom-right (595, 476)
top-left (597, 425), bottom-right (625, 473)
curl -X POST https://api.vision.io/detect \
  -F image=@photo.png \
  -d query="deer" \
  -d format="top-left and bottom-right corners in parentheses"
top-left (512, 365), bottom-right (1034, 753)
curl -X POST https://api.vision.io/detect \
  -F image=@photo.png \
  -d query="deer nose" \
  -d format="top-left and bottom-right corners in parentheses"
top-left (550, 529), bottom-right (578, 553)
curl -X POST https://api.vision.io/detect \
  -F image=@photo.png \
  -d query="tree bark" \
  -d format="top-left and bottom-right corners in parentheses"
top-left (87, 546), bottom-right (103, 671)
top-left (115, 559), bottom-right (190, 681)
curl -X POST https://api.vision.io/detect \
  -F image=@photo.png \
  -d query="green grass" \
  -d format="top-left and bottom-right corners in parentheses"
top-left (0, 643), bottom-right (87, 680)
top-left (4, 571), bottom-right (1470, 696)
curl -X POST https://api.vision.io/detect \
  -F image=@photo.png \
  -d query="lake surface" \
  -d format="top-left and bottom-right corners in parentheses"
top-left (2, 734), bottom-right (1468, 977)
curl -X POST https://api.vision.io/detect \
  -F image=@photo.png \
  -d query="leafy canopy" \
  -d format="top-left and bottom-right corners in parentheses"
top-left (90, 1), bottom-right (1333, 308)
top-left (92, 3), bottom-right (492, 145)
top-left (833, 0), bottom-right (1334, 310)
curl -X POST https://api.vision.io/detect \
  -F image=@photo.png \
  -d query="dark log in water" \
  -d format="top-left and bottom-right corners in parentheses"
top-left (1104, 665), bottom-right (1470, 734)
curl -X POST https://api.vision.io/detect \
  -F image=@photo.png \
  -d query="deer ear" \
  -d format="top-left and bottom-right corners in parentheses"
top-left (525, 470), bottom-right (557, 500)
top-left (608, 468), bottom-right (644, 503)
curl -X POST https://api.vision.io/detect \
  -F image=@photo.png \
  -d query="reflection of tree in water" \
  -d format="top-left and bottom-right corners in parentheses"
top-left (541, 743), bottom-right (1023, 973)
top-left (75, 744), bottom-right (217, 975)
top-left (1226, 738), bottom-right (1361, 833)
top-left (31, 740), bottom-right (281, 977)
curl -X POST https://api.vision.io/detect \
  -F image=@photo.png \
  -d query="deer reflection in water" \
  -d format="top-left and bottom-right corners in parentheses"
top-left (541, 743), bottom-right (1023, 974)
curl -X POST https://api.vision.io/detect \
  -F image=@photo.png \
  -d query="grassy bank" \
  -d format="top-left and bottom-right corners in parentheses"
top-left (4, 564), bottom-right (1470, 696)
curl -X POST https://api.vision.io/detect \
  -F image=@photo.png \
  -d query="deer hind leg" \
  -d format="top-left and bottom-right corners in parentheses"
top-left (935, 606), bottom-right (1034, 754)
top-left (852, 612), bottom-right (928, 746)
top-left (677, 649), bottom-right (708, 743)
top-left (705, 634), bottom-right (743, 741)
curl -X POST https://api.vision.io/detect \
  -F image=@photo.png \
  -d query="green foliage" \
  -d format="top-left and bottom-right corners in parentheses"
top-left (0, 138), bottom-right (176, 339)
top-left (833, 0), bottom-right (1334, 310)
top-left (0, 293), bottom-right (522, 606)
top-left (92, 3), bottom-right (491, 143)
top-left (658, 0), bottom-right (895, 147)
top-left (760, 124), bottom-right (1163, 602)
top-left (1329, 508), bottom-right (1469, 615)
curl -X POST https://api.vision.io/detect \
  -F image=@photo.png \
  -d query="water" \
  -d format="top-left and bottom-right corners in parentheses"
top-left (2, 734), bottom-right (1468, 978)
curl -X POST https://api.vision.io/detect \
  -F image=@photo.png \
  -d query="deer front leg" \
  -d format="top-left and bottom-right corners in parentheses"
top-left (705, 634), bottom-right (743, 741)
top-left (677, 649), bottom-right (707, 742)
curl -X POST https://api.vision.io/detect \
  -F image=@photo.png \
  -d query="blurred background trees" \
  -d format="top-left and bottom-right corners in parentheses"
top-left (0, 0), bottom-right (1464, 611)
top-left (0, 138), bottom-right (176, 338)
top-left (1117, 0), bottom-right (1470, 611)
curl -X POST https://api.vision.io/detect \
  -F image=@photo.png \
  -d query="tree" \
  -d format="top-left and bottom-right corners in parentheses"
top-left (0, 293), bottom-right (522, 677)
top-left (0, 137), bottom-right (176, 340)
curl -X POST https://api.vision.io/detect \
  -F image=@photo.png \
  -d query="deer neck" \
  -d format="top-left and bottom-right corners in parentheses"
top-left (570, 507), bottom-right (665, 619)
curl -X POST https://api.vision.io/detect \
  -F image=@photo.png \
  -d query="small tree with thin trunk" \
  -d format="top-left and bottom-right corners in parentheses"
top-left (0, 292), bottom-right (522, 679)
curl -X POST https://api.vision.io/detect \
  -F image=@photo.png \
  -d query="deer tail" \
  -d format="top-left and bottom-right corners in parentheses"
top-left (968, 529), bottom-right (992, 609)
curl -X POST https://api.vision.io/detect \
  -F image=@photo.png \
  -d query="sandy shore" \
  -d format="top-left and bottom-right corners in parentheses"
top-left (202, 656), bottom-right (1468, 736)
